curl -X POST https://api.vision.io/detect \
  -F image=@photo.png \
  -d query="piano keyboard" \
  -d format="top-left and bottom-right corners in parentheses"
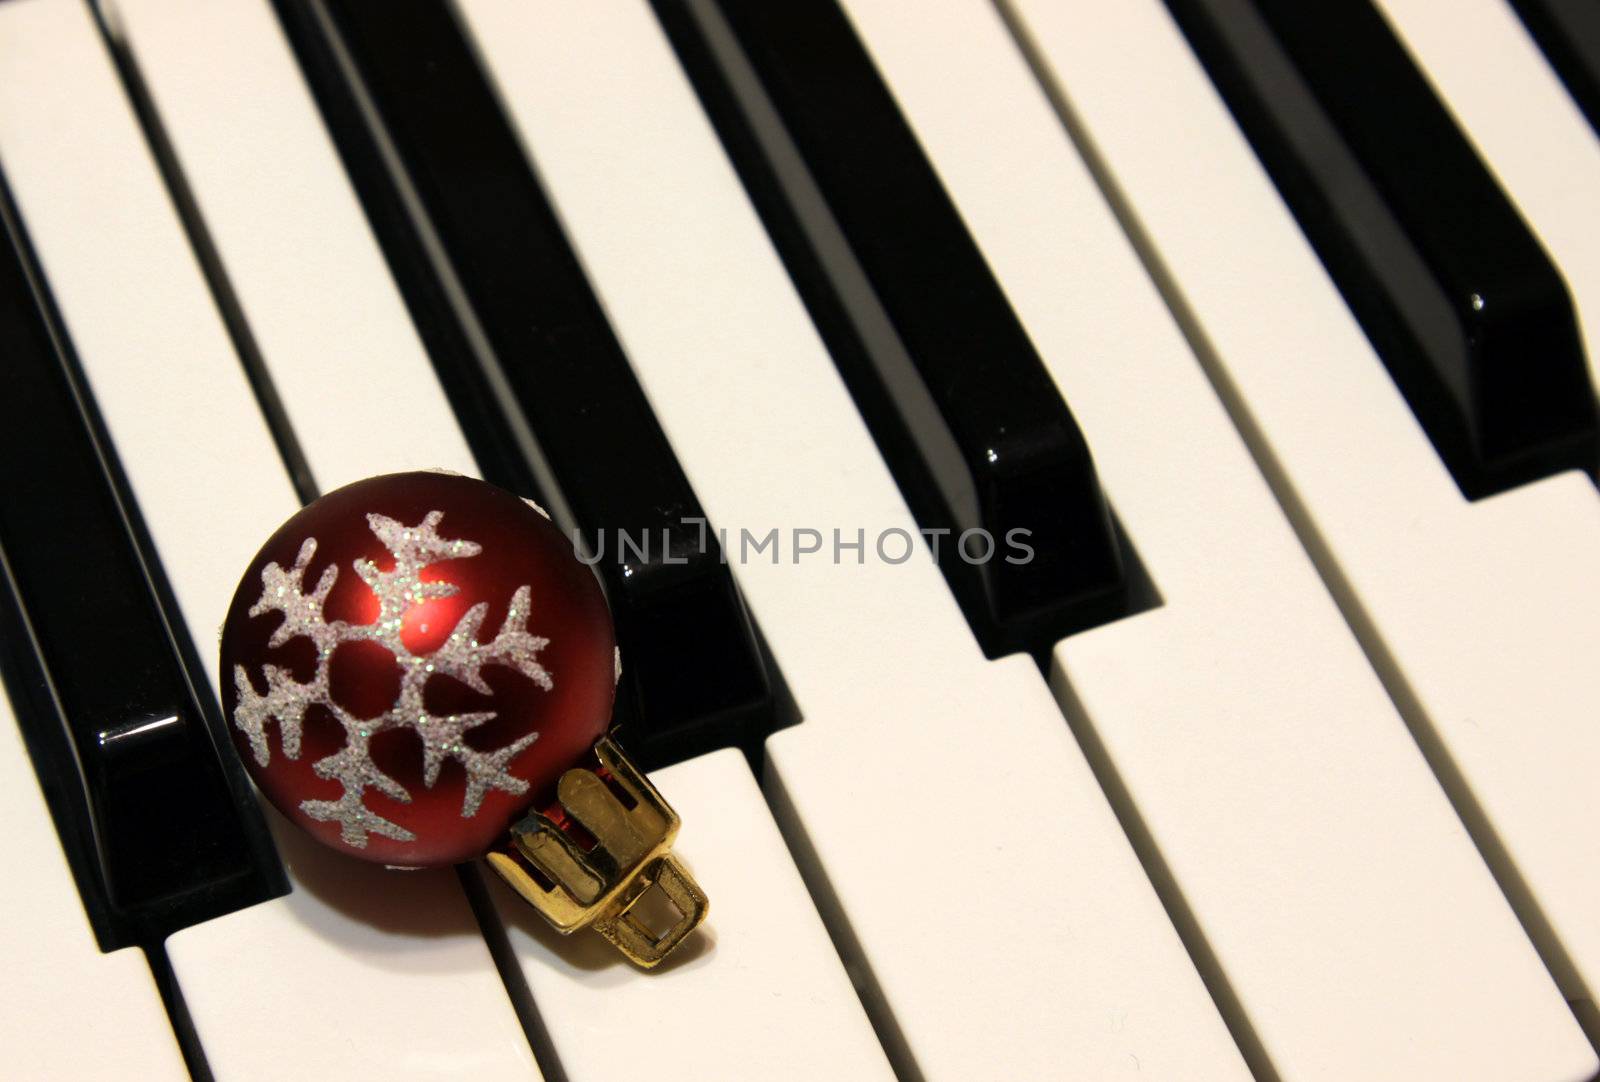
top-left (0, 1), bottom-right (1595, 1079)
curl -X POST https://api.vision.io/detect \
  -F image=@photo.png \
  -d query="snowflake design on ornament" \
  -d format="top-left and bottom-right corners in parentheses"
top-left (231, 511), bottom-right (553, 847)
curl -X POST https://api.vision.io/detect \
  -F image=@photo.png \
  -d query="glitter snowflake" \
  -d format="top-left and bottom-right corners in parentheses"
top-left (231, 511), bottom-right (553, 847)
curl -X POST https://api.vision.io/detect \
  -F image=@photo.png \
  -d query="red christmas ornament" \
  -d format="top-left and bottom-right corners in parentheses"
top-left (223, 471), bottom-right (708, 965)
top-left (221, 471), bottom-right (616, 867)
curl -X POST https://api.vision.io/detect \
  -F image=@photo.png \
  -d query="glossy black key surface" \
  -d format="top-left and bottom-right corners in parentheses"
top-left (274, 0), bottom-right (773, 769)
top-left (0, 178), bottom-right (285, 950)
top-left (1512, 0), bottom-right (1600, 138)
top-left (1166, 0), bottom-right (1600, 500)
top-left (654, 0), bottom-right (1128, 658)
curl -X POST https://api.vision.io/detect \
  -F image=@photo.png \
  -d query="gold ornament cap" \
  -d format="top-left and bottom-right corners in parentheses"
top-left (487, 735), bottom-right (708, 967)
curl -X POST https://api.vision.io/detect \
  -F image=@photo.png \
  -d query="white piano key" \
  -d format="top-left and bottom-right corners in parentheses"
top-left (102, 0), bottom-right (477, 492)
top-left (1371, 0), bottom-right (1600, 393)
top-left (0, 688), bottom-right (188, 1080)
top-left (457, 2), bottom-right (1249, 1078)
top-left (997, 0), bottom-right (1600, 1059)
top-left (0, 2), bottom-right (539, 1076)
top-left (836, 1), bottom-right (1599, 1079)
top-left (176, 812), bottom-right (543, 1081)
top-left (481, 750), bottom-right (894, 1082)
top-left (109, 2), bottom-right (889, 1076)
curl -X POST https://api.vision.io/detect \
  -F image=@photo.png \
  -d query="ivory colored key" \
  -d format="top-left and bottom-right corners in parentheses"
top-left (0, 1), bottom-right (538, 1075)
top-left (999, 0), bottom-right (1600, 1060)
top-left (102, 0), bottom-right (479, 493)
top-left (834, 1), bottom-right (1595, 1079)
top-left (458, 2), bottom-right (1249, 1078)
top-left (107, 1), bottom-right (891, 1077)
top-left (478, 751), bottom-right (894, 1082)
top-left (0, 684), bottom-right (188, 1079)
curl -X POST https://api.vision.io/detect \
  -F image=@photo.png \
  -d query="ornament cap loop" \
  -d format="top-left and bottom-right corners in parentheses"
top-left (487, 735), bottom-right (708, 968)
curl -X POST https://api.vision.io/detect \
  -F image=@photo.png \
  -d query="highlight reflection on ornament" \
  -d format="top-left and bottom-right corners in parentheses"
top-left (221, 471), bottom-right (706, 966)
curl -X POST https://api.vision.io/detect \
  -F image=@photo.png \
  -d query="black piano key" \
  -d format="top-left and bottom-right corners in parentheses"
top-left (653, 0), bottom-right (1129, 659)
top-left (274, 0), bottom-right (774, 769)
top-left (0, 175), bottom-right (286, 950)
top-left (268, 0), bottom-right (531, 505)
top-left (1165, 0), bottom-right (1600, 500)
top-left (1511, 0), bottom-right (1600, 139)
